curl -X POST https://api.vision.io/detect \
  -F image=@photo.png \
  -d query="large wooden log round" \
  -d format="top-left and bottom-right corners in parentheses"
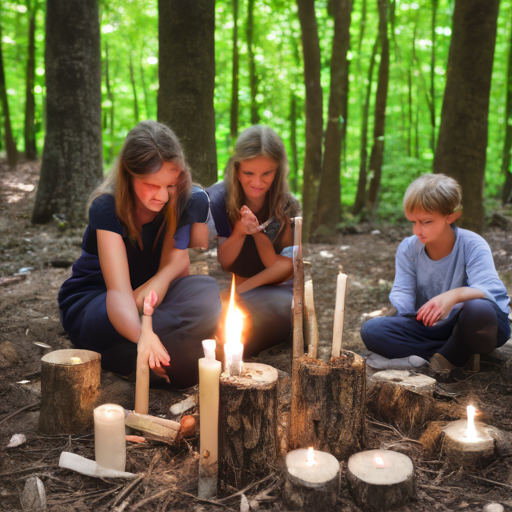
top-left (290, 351), bottom-right (365, 460)
top-left (38, 349), bottom-right (101, 435)
top-left (218, 362), bottom-right (278, 491)
top-left (346, 449), bottom-right (415, 512)
top-left (282, 449), bottom-right (340, 511)
top-left (367, 370), bottom-right (437, 436)
top-left (443, 420), bottom-right (494, 467)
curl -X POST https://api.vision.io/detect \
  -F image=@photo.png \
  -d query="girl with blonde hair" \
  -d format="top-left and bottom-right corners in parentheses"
top-left (59, 120), bottom-right (221, 388)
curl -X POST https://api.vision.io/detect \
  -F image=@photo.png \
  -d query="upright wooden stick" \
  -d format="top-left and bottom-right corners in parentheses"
top-left (331, 272), bottom-right (348, 358)
top-left (304, 265), bottom-right (319, 359)
top-left (292, 217), bottom-right (304, 359)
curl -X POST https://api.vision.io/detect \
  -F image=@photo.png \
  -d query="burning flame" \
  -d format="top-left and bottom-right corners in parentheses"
top-left (305, 447), bottom-right (317, 467)
top-left (70, 357), bottom-right (82, 364)
top-left (105, 408), bottom-right (113, 417)
top-left (374, 455), bottom-right (385, 468)
top-left (466, 405), bottom-right (477, 440)
top-left (225, 276), bottom-right (243, 346)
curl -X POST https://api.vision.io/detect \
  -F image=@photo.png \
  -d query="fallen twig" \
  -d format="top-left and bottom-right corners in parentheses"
top-left (368, 418), bottom-right (424, 446)
top-left (0, 465), bottom-right (54, 478)
top-left (217, 474), bottom-right (275, 503)
top-left (468, 474), bottom-right (512, 491)
top-left (0, 401), bottom-right (40, 425)
top-left (110, 474), bottom-right (144, 509)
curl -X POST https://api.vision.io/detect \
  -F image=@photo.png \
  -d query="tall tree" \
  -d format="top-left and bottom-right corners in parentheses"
top-left (366, 0), bottom-right (390, 214)
top-left (246, 0), bottom-right (259, 125)
top-left (501, 15), bottom-right (512, 204)
top-left (24, 0), bottom-right (38, 161)
top-left (434, 0), bottom-right (500, 233)
top-left (32, 0), bottom-right (102, 225)
top-left (313, 0), bottom-right (352, 232)
top-left (158, 0), bottom-right (217, 186)
top-left (129, 51), bottom-right (139, 123)
top-left (297, 0), bottom-right (323, 240)
top-left (429, 0), bottom-right (438, 151)
top-left (230, 0), bottom-right (239, 141)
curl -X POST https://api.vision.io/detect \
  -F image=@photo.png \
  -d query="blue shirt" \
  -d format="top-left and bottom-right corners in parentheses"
top-left (390, 226), bottom-right (510, 317)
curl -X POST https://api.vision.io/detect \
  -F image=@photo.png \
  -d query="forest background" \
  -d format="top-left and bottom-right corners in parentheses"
top-left (1, 0), bottom-right (512, 239)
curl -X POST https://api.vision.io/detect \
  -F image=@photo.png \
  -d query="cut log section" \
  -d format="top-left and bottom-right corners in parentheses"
top-left (367, 370), bottom-right (437, 436)
top-left (124, 410), bottom-right (180, 444)
top-left (346, 449), bottom-right (415, 512)
top-left (290, 352), bottom-right (366, 460)
top-left (38, 349), bottom-right (101, 435)
top-left (218, 362), bottom-right (278, 491)
top-left (282, 449), bottom-right (340, 511)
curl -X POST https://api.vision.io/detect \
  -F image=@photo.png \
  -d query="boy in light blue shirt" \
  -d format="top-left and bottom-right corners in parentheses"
top-left (361, 174), bottom-right (510, 380)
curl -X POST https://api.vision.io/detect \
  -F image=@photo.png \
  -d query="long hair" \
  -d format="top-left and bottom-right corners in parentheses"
top-left (89, 120), bottom-right (192, 248)
top-left (225, 125), bottom-right (292, 242)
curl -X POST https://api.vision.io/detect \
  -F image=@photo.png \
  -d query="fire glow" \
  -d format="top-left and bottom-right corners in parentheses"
top-left (305, 447), bottom-right (317, 467)
top-left (70, 357), bottom-right (82, 364)
top-left (466, 405), bottom-right (477, 440)
top-left (374, 455), bottom-right (385, 469)
top-left (224, 275), bottom-right (244, 376)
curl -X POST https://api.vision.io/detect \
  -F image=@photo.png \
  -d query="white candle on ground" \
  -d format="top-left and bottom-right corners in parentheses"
top-left (224, 275), bottom-right (244, 376)
top-left (70, 357), bottom-right (82, 364)
top-left (94, 404), bottom-right (126, 471)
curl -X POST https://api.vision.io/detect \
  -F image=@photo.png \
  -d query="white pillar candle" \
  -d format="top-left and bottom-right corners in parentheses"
top-left (94, 404), bottom-right (126, 471)
top-left (198, 339), bottom-right (222, 498)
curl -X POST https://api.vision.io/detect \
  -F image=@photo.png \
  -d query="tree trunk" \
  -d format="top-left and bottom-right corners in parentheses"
top-left (290, 92), bottom-right (299, 194)
top-left (230, 0), bottom-right (239, 141)
top-left (352, 36), bottom-right (378, 216)
top-left (313, 0), bottom-right (352, 234)
top-left (433, 0), bottom-right (500, 233)
top-left (246, 0), bottom-right (259, 125)
top-left (366, 0), bottom-right (390, 214)
top-left (158, 0), bottom-right (217, 186)
top-left (104, 40), bottom-right (115, 163)
top-left (429, 0), bottom-right (438, 152)
top-left (24, 0), bottom-right (37, 161)
top-left (32, 0), bottom-right (102, 225)
top-left (297, 0), bottom-right (323, 241)
top-left (0, 21), bottom-right (18, 167)
top-left (501, 17), bottom-right (512, 204)
top-left (129, 51), bottom-right (139, 123)
top-left (140, 49), bottom-right (150, 120)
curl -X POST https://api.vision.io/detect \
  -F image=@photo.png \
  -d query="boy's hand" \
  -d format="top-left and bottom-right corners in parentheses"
top-left (416, 291), bottom-right (454, 327)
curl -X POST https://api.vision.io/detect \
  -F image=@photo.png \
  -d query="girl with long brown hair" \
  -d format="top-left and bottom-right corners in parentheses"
top-left (59, 121), bottom-right (221, 388)
top-left (207, 125), bottom-right (300, 356)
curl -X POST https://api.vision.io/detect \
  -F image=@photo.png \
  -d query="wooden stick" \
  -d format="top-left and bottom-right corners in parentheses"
top-left (134, 359), bottom-right (149, 415)
top-left (331, 272), bottom-right (348, 358)
top-left (292, 217), bottom-right (304, 359)
top-left (124, 410), bottom-right (180, 444)
top-left (304, 265), bottom-right (319, 359)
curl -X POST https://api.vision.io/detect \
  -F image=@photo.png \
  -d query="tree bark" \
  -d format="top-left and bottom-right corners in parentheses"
top-left (246, 0), bottom-right (259, 125)
top-left (104, 40), bottom-right (115, 162)
top-left (429, 0), bottom-right (438, 152)
top-left (230, 0), bottom-right (239, 141)
top-left (32, 0), bottom-right (102, 225)
top-left (501, 16), bottom-right (512, 204)
top-left (24, 0), bottom-right (37, 161)
top-left (129, 51), bottom-right (139, 123)
top-left (366, 0), bottom-right (390, 214)
top-left (313, 0), bottom-right (352, 233)
top-left (158, 0), bottom-right (217, 186)
top-left (297, 0), bottom-right (323, 241)
top-left (433, 0), bottom-right (500, 233)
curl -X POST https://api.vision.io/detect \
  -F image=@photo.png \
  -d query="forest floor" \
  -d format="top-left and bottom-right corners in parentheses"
top-left (1, 159), bottom-right (512, 511)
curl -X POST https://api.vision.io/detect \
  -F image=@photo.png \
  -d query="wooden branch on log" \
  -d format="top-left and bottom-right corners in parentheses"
top-left (124, 410), bottom-right (180, 444)
top-left (331, 272), bottom-right (348, 358)
top-left (292, 217), bottom-right (304, 359)
top-left (304, 265), bottom-right (319, 359)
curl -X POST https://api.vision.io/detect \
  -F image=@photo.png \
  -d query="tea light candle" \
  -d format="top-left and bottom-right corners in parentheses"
top-left (347, 450), bottom-right (415, 511)
top-left (70, 357), bottom-right (82, 364)
top-left (224, 275), bottom-right (244, 376)
top-left (282, 448), bottom-right (340, 511)
top-left (94, 404), bottom-right (126, 471)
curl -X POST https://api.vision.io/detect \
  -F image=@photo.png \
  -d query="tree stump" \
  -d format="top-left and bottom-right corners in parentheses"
top-left (38, 349), bottom-right (101, 435)
top-left (367, 370), bottom-right (437, 436)
top-left (290, 351), bottom-right (365, 460)
top-left (282, 449), bottom-right (340, 511)
top-left (218, 362), bottom-right (278, 491)
top-left (346, 449), bottom-right (415, 512)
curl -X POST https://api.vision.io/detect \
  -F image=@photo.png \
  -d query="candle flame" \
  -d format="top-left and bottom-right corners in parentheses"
top-left (305, 447), bottom-right (317, 467)
top-left (225, 275), bottom-right (243, 346)
top-left (105, 408), bottom-right (113, 417)
top-left (374, 455), bottom-right (385, 468)
top-left (70, 357), bottom-right (82, 364)
top-left (466, 405), bottom-right (477, 440)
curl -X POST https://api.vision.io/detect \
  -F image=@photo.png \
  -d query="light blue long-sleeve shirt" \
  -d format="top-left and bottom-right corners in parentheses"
top-left (390, 226), bottom-right (510, 317)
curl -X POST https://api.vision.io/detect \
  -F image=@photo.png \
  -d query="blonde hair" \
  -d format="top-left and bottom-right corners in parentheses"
top-left (403, 174), bottom-right (462, 216)
top-left (89, 120), bottom-right (192, 248)
top-left (225, 125), bottom-right (292, 244)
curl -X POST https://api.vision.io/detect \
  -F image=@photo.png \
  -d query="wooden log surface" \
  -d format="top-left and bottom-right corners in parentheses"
top-left (218, 362), bottom-right (279, 491)
top-left (367, 370), bottom-right (438, 436)
top-left (124, 410), bottom-right (180, 444)
top-left (38, 349), bottom-right (101, 435)
top-left (290, 352), bottom-right (366, 460)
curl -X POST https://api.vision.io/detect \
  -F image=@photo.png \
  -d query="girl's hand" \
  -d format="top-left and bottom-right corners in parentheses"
top-left (239, 205), bottom-right (260, 233)
top-left (416, 291), bottom-right (454, 327)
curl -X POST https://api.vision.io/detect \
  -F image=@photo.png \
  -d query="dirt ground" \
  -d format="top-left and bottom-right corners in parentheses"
top-left (1, 159), bottom-right (512, 511)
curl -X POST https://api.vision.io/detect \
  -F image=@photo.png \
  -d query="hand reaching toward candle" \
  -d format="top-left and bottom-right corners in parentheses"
top-left (234, 205), bottom-right (266, 235)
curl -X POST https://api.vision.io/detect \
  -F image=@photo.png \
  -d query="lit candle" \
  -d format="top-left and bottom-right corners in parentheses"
top-left (70, 357), bottom-right (82, 364)
top-left (374, 455), bottom-right (385, 468)
top-left (198, 339), bottom-right (222, 499)
top-left (466, 405), bottom-right (477, 440)
top-left (94, 404), bottom-right (126, 471)
top-left (224, 276), bottom-right (244, 376)
top-left (305, 447), bottom-right (317, 467)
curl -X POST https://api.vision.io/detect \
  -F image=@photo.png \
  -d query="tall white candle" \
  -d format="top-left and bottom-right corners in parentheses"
top-left (94, 404), bottom-right (126, 471)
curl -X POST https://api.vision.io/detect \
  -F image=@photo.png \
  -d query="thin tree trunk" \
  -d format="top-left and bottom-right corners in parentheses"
top-left (129, 51), bottom-right (139, 123)
top-left (313, 0), bottom-right (352, 232)
top-left (24, 0), bottom-right (37, 161)
top-left (430, 0), bottom-right (438, 152)
top-left (434, 0), bottom-right (500, 233)
top-left (366, 0), bottom-right (390, 214)
top-left (32, 0), bottom-right (102, 225)
top-left (297, 0), bottom-right (323, 241)
top-left (407, 69), bottom-right (412, 158)
top-left (105, 40), bottom-right (114, 163)
top-left (140, 49), bottom-right (150, 120)
top-left (247, 0), bottom-right (258, 125)
top-left (352, 36), bottom-right (378, 215)
top-left (290, 92), bottom-right (299, 194)
top-left (230, 0), bottom-right (239, 141)
top-left (158, 0), bottom-right (217, 186)
top-left (501, 16), bottom-right (512, 204)
top-left (0, 21), bottom-right (18, 167)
